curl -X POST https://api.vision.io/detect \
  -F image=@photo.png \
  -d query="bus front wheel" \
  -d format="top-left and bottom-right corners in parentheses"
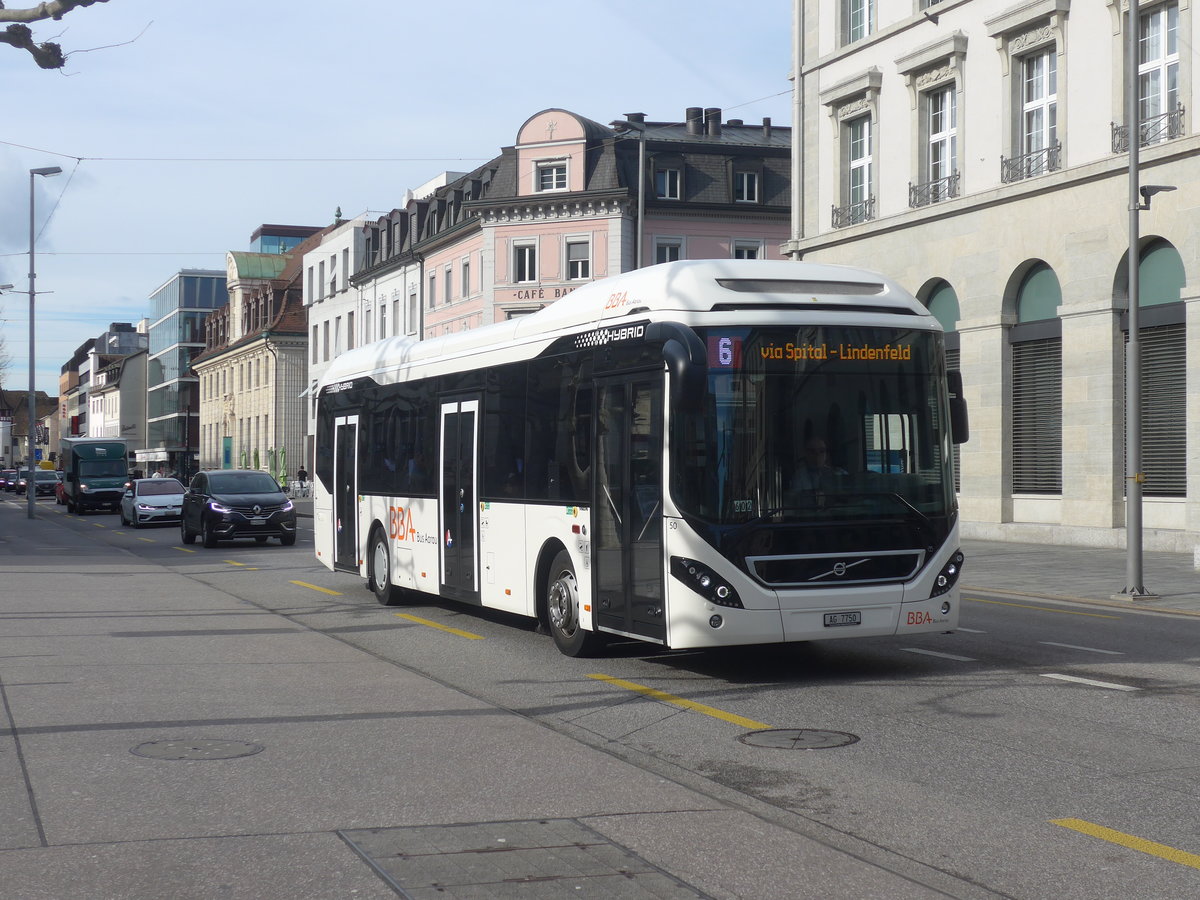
top-left (546, 550), bottom-right (600, 657)
top-left (369, 529), bottom-right (403, 606)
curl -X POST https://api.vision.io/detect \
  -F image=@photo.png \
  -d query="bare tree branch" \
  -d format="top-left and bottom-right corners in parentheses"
top-left (0, 1), bottom-right (111, 70)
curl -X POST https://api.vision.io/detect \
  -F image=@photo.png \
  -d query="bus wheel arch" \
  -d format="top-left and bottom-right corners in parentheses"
top-left (540, 544), bottom-right (601, 657)
top-left (367, 522), bottom-right (403, 606)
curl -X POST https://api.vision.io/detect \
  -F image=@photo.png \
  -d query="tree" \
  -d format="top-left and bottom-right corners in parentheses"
top-left (1, 1), bottom-right (110, 70)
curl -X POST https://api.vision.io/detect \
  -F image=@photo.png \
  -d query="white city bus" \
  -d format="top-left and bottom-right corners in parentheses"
top-left (313, 260), bottom-right (968, 656)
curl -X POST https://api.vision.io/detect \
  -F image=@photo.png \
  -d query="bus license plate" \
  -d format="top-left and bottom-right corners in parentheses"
top-left (824, 612), bottom-right (861, 627)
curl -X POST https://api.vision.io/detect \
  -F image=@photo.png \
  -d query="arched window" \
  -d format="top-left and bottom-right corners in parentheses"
top-left (1010, 262), bottom-right (1062, 494)
top-left (926, 280), bottom-right (961, 491)
top-left (1121, 239), bottom-right (1186, 496)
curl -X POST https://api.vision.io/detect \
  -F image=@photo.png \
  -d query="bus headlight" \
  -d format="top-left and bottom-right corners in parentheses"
top-left (929, 549), bottom-right (965, 599)
top-left (671, 556), bottom-right (743, 608)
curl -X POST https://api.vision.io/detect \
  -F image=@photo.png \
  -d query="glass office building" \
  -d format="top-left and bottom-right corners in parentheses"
top-left (142, 270), bottom-right (227, 477)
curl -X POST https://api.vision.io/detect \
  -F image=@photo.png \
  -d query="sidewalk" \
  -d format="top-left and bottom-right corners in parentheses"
top-left (962, 538), bottom-right (1200, 614)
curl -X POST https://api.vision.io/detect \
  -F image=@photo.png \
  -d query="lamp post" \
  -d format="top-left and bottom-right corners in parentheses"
top-left (28, 165), bottom-right (62, 520)
top-left (609, 117), bottom-right (646, 269)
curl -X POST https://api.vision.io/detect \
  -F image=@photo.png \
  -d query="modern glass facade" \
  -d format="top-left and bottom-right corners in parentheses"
top-left (144, 270), bottom-right (226, 477)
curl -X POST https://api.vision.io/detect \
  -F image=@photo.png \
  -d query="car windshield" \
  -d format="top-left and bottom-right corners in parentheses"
top-left (35, 471), bottom-right (57, 481)
top-left (138, 479), bottom-right (184, 495)
top-left (207, 472), bottom-right (281, 494)
top-left (671, 325), bottom-right (956, 526)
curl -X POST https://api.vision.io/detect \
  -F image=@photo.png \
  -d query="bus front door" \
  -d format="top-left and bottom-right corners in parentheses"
top-left (593, 376), bottom-right (665, 642)
top-left (439, 398), bottom-right (480, 603)
top-left (333, 414), bottom-right (359, 573)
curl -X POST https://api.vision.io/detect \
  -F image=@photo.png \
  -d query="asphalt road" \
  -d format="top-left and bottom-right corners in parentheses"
top-left (4, 492), bottom-right (1200, 899)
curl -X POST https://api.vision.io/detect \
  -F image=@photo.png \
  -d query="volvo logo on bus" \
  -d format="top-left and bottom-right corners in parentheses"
top-left (574, 324), bottom-right (645, 349)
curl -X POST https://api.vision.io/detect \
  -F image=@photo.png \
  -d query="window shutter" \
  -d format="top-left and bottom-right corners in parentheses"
top-left (1011, 337), bottom-right (1062, 493)
top-left (1124, 323), bottom-right (1185, 497)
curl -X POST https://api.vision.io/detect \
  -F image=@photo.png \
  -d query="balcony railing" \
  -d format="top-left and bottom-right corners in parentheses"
top-left (832, 197), bottom-right (875, 228)
top-left (1000, 143), bottom-right (1061, 183)
top-left (909, 172), bottom-right (960, 208)
top-left (1111, 107), bottom-right (1186, 153)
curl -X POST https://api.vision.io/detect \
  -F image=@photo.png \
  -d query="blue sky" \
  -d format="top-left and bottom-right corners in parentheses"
top-left (0, 0), bottom-right (794, 394)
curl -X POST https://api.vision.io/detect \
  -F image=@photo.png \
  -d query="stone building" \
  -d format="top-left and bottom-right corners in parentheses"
top-left (788, 0), bottom-right (1197, 551)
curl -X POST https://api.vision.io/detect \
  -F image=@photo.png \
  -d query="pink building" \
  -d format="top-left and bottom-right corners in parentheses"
top-left (353, 107), bottom-right (790, 338)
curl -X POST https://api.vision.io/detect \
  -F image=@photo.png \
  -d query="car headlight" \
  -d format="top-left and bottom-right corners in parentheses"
top-left (80, 483), bottom-right (90, 491)
top-left (137, 503), bottom-right (156, 511)
top-left (208, 500), bottom-right (232, 514)
top-left (281, 499), bottom-right (294, 512)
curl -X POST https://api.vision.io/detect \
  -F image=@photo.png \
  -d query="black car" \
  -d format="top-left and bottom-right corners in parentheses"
top-left (31, 469), bottom-right (59, 496)
top-left (180, 469), bottom-right (297, 547)
top-left (0, 469), bottom-right (16, 491)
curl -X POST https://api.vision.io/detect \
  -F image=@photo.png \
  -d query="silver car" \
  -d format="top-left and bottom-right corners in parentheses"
top-left (119, 478), bottom-right (186, 528)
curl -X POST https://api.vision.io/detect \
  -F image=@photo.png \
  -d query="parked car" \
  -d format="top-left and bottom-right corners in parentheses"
top-left (180, 469), bottom-right (297, 547)
top-left (0, 469), bottom-right (17, 491)
top-left (120, 477), bottom-right (186, 528)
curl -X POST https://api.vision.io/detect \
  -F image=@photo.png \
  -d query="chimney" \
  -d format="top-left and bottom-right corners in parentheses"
top-left (763, 117), bottom-right (772, 140)
top-left (728, 119), bottom-right (744, 126)
top-left (705, 107), bottom-right (722, 137)
top-left (686, 107), bottom-right (704, 135)
top-left (625, 112), bottom-right (646, 125)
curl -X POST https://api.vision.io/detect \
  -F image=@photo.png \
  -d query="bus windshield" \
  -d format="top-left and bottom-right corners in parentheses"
top-left (671, 325), bottom-right (955, 527)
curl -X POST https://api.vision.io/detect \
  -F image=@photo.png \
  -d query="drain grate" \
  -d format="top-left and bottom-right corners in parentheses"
top-left (130, 739), bottom-right (265, 760)
top-left (738, 728), bottom-right (860, 750)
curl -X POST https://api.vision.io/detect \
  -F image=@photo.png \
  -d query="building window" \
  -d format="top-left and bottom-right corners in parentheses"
top-left (1022, 49), bottom-right (1057, 162)
top-left (655, 239), bottom-right (682, 264)
top-left (322, 321), bottom-right (330, 363)
top-left (461, 258), bottom-right (470, 296)
top-left (445, 265), bottom-right (454, 303)
top-left (347, 311), bottom-right (355, 349)
top-left (318, 261), bottom-right (325, 299)
top-left (843, 0), bottom-right (873, 44)
top-left (407, 292), bottom-right (417, 335)
top-left (392, 298), bottom-right (400, 337)
top-left (1139, 3), bottom-right (1180, 142)
top-left (733, 241), bottom-right (762, 259)
top-left (334, 317), bottom-right (342, 355)
top-left (514, 243), bottom-right (537, 283)
top-left (379, 304), bottom-right (386, 340)
top-left (312, 325), bottom-right (318, 363)
top-left (929, 86), bottom-right (957, 189)
top-left (567, 240), bottom-right (590, 280)
top-left (734, 171), bottom-right (759, 203)
top-left (307, 267), bottom-right (314, 303)
top-left (834, 115), bottom-right (874, 227)
top-left (341, 249), bottom-right (349, 291)
top-left (1010, 263), bottom-right (1062, 495)
top-left (428, 273), bottom-right (436, 309)
top-left (535, 160), bottom-right (567, 192)
top-left (655, 168), bottom-right (681, 199)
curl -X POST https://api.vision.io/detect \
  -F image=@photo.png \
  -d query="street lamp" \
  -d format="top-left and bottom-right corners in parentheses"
top-left (28, 165), bottom-right (62, 520)
top-left (610, 116), bottom-right (646, 269)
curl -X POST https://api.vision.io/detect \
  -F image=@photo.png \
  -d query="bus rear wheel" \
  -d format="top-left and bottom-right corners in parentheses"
top-left (369, 529), bottom-right (403, 606)
top-left (546, 550), bottom-right (600, 657)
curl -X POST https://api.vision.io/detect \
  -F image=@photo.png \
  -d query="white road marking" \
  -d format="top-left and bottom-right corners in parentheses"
top-left (1041, 673), bottom-right (1138, 691)
top-left (1040, 641), bottom-right (1124, 655)
top-left (902, 648), bottom-right (976, 662)
top-left (956, 627), bottom-right (986, 634)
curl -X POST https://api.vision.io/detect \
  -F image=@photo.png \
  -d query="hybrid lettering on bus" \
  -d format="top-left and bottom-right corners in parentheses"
top-left (313, 260), bottom-right (968, 656)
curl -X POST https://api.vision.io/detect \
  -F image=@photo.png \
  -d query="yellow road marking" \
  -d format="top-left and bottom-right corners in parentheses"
top-left (136, 537), bottom-right (155, 543)
top-left (91, 522), bottom-right (106, 528)
top-left (290, 580), bottom-right (342, 596)
top-left (587, 673), bottom-right (771, 730)
top-left (1052, 818), bottom-right (1200, 870)
top-left (224, 560), bottom-right (248, 566)
top-left (967, 597), bottom-right (1120, 619)
top-left (173, 547), bottom-right (196, 553)
top-left (394, 613), bottom-right (483, 640)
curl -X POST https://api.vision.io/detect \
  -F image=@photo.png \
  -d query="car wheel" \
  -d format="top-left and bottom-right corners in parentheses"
top-left (130, 512), bottom-right (141, 529)
top-left (180, 518), bottom-right (195, 545)
top-left (280, 533), bottom-right (296, 547)
top-left (119, 507), bottom-right (127, 526)
top-left (255, 535), bottom-right (268, 544)
top-left (202, 516), bottom-right (219, 548)
top-left (546, 549), bottom-right (602, 657)
top-left (368, 528), bottom-right (402, 605)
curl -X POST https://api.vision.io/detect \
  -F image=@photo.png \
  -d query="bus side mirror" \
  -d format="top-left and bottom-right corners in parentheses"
top-left (948, 370), bottom-right (969, 444)
top-left (647, 323), bottom-right (707, 412)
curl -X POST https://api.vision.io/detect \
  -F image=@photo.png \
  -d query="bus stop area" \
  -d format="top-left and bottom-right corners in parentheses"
top-left (3, 499), bottom-right (1200, 899)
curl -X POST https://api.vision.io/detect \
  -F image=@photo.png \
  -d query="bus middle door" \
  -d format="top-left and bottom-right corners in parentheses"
top-left (333, 414), bottom-right (359, 573)
top-left (593, 375), bottom-right (665, 643)
top-left (438, 398), bottom-right (480, 603)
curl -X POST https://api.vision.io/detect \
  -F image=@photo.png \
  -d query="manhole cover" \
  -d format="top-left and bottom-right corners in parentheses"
top-left (130, 739), bottom-right (265, 760)
top-left (738, 728), bottom-right (860, 750)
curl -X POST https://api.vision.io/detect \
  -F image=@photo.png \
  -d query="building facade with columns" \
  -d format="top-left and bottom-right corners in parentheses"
top-left (788, 0), bottom-right (1198, 552)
